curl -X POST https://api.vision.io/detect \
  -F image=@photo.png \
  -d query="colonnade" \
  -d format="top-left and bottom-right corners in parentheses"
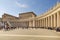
top-left (20, 21), bottom-right (29, 27)
top-left (28, 11), bottom-right (60, 28)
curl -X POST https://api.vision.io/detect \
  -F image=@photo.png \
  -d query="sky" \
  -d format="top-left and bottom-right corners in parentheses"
top-left (0, 0), bottom-right (60, 17)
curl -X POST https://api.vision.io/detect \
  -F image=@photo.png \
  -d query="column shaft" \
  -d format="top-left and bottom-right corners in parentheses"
top-left (41, 19), bottom-right (43, 27)
top-left (44, 19), bottom-right (45, 27)
top-left (40, 19), bottom-right (42, 27)
top-left (48, 17), bottom-right (49, 27)
top-left (46, 18), bottom-right (48, 27)
top-left (57, 12), bottom-right (60, 27)
top-left (40, 20), bottom-right (41, 27)
top-left (51, 16), bottom-right (53, 27)
top-left (48, 16), bottom-right (51, 27)
top-left (54, 14), bottom-right (56, 27)
top-left (45, 18), bottom-right (46, 27)
top-left (33, 20), bottom-right (35, 27)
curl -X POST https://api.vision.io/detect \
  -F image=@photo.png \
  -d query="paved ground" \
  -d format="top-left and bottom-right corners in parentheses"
top-left (0, 28), bottom-right (60, 40)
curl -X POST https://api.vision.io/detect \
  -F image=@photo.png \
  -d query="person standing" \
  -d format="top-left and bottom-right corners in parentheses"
top-left (5, 23), bottom-right (9, 31)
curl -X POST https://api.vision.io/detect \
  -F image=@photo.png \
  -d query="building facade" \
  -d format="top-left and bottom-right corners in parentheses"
top-left (1, 3), bottom-right (60, 29)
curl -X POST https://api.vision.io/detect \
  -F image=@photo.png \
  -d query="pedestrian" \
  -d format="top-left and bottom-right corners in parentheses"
top-left (5, 23), bottom-right (9, 31)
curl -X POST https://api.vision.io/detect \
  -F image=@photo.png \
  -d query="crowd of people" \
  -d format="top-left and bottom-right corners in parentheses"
top-left (0, 21), bottom-right (9, 31)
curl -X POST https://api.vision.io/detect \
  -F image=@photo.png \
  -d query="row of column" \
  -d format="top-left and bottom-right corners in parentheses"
top-left (31, 11), bottom-right (60, 28)
top-left (18, 21), bottom-right (29, 27)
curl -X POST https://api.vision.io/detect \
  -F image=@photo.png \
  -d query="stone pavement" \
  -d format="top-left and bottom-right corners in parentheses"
top-left (0, 28), bottom-right (60, 40)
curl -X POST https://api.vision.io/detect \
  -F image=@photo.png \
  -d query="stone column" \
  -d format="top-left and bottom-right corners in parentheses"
top-left (35, 20), bottom-right (37, 27)
top-left (42, 19), bottom-right (43, 27)
top-left (43, 18), bottom-right (45, 27)
top-left (37, 20), bottom-right (39, 27)
top-left (51, 15), bottom-right (53, 27)
top-left (57, 12), bottom-right (60, 27)
top-left (48, 16), bottom-right (50, 27)
top-left (45, 18), bottom-right (46, 27)
top-left (54, 14), bottom-right (56, 27)
top-left (40, 19), bottom-right (42, 27)
top-left (48, 17), bottom-right (49, 27)
top-left (35, 20), bottom-right (36, 27)
top-left (39, 20), bottom-right (40, 27)
top-left (49, 16), bottom-right (51, 27)
top-left (40, 20), bottom-right (41, 27)
top-left (47, 17), bottom-right (48, 27)
top-left (27, 21), bottom-right (29, 27)
top-left (41, 19), bottom-right (43, 27)
top-left (38, 20), bottom-right (40, 27)
top-left (46, 18), bottom-right (47, 27)
top-left (29, 21), bottom-right (32, 28)
top-left (29, 21), bottom-right (31, 27)
top-left (33, 20), bottom-right (35, 27)
top-left (43, 19), bottom-right (45, 27)
top-left (36, 20), bottom-right (38, 27)
top-left (43, 19), bottom-right (44, 27)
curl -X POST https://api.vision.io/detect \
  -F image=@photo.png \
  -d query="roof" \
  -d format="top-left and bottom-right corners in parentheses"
top-left (3, 13), bottom-right (19, 19)
top-left (19, 12), bottom-right (37, 16)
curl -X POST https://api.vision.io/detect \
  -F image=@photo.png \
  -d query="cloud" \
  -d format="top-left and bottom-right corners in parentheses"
top-left (16, 2), bottom-right (29, 8)
top-left (0, 8), bottom-right (7, 17)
